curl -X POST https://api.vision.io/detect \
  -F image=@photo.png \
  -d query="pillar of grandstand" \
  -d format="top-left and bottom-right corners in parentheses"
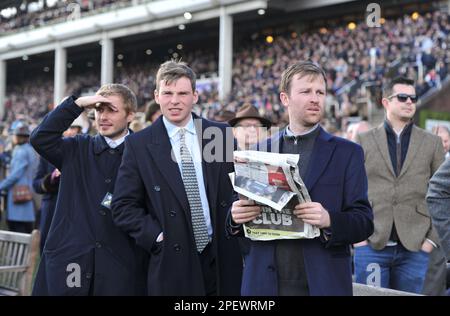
top-left (219, 7), bottom-right (232, 100)
top-left (54, 45), bottom-right (66, 104)
top-left (101, 36), bottom-right (114, 86)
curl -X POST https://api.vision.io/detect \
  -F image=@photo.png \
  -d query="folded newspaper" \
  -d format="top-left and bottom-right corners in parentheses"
top-left (230, 150), bottom-right (320, 241)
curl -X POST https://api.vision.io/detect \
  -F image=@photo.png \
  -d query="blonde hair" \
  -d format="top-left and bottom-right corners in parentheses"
top-left (279, 61), bottom-right (327, 94)
top-left (96, 83), bottom-right (137, 114)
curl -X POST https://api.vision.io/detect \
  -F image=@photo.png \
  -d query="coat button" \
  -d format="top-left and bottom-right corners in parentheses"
top-left (109, 149), bottom-right (115, 154)
top-left (169, 210), bottom-right (176, 217)
top-left (268, 265), bottom-right (275, 272)
top-left (154, 185), bottom-right (160, 192)
top-left (95, 242), bottom-right (102, 248)
top-left (105, 179), bottom-right (111, 183)
top-left (220, 200), bottom-right (227, 207)
top-left (173, 244), bottom-right (181, 252)
top-left (99, 210), bottom-right (106, 216)
top-left (86, 273), bottom-right (92, 279)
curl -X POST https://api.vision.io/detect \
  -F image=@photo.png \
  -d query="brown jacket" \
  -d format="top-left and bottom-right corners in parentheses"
top-left (357, 124), bottom-right (444, 251)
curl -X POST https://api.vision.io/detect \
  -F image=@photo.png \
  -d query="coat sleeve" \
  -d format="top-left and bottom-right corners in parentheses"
top-left (431, 137), bottom-right (445, 176)
top-left (32, 157), bottom-right (49, 194)
top-left (426, 158), bottom-right (450, 258)
top-left (325, 145), bottom-right (374, 246)
top-left (111, 138), bottom-right (162, 254)
top-left (29, 96), bottom-right (82, 170)
top-left (424, 136), bottom-right (445, 242)
top-left (225, 191), bottom-right (242, 237)
top-left (0, 147), bottom-right (28, 191)
top-left (32, 157), bottom-right (58, 195)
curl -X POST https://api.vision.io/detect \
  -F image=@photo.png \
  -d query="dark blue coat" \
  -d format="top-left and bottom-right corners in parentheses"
top-left (32, 157), bottom-right (58, 253)
top-left (30, 97), bottom-right (147, 296)
top-left (111, 114), bottom-right (242, 295)
top-left (228, 127), bottom-right (374, 296)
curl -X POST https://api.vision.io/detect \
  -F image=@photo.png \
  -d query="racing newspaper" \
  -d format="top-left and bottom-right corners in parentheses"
top-left (230, 150), bottom-right (320, 241)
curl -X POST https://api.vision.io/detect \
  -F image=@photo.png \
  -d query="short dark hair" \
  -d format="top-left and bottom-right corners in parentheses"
top-left (382, 77), bottom-right (415, 98)
top-left (155, 60), bottom-right (196, 92)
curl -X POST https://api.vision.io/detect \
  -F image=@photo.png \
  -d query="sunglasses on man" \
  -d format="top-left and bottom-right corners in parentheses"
top-left (387, 93), bottom-right (418, 103)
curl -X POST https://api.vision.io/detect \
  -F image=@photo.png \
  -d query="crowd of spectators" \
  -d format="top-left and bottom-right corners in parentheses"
top-left (0, 0), bottom-right (140, 34)
top-left (2, 10), bottom-right (449, 136)
top-left (222, 10), bottom-right (450, 131)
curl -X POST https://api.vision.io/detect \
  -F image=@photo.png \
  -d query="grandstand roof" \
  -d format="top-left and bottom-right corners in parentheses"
top-left (0, 1), bottom-right (25, 10)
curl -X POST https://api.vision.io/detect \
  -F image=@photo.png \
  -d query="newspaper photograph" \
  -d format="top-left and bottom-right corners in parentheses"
top-left (230, 150), bottom-right (320, 241)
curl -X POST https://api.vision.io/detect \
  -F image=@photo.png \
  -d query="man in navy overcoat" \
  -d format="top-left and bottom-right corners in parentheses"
top-left (30, 84), bottom-right (147, 295)
top-left (111, 61), bottom-right (242, 295)
top-left (33, 124), bottom-right (82, 253)
top-left (228, 61), bottom-right (374, 296)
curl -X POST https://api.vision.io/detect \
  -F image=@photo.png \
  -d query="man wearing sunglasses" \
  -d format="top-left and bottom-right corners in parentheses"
top-left (353, 76), bottom-right (445, 294)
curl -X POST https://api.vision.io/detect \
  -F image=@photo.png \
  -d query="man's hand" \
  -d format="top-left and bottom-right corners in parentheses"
top-left (74, 95), bottom-right (118, 111)
top-left (293, 202), bottom-right (331, 228)
top-left (231, 199), bottom-right (262, 224)
top-left (421, 240), bottom-right (434, 253)
top-left (50, 169), bottom-right (61, 184)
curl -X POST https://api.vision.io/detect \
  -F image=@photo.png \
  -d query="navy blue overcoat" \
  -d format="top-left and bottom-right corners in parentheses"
top-left (30, 97), bottom-right (147, 295)
top-left (227, 127), bottom-right (374, 296)
top-left (33, 157), bottom-right (58, 253)
top-left (111, 114), bottom-right (242, 295)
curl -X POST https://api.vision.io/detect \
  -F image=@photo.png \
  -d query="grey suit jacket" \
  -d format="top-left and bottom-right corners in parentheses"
top-left (426, 158), bottom-right (450, 258)
top-left (357, 124), bottom-right (444, 251)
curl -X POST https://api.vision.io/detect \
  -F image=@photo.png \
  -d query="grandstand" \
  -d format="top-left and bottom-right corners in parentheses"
top-left (0, 0), bottom-right (449, 133)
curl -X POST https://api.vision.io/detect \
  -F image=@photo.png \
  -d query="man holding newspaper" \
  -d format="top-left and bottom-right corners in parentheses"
top-left (228, 61), bottom-right (374, 296)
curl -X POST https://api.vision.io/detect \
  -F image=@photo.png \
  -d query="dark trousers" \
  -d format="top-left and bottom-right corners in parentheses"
top-left (199, 243), bottom-right (217, 296)
top-left (7, 220), bottom-right (33, 234)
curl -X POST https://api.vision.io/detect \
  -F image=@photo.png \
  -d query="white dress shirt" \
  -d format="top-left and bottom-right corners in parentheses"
top-left (104, 130), bottom-right (129, 148)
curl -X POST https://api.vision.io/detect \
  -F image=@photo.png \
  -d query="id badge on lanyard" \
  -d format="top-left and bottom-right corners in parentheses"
top-left (101, 192), bottom-right (113, 210)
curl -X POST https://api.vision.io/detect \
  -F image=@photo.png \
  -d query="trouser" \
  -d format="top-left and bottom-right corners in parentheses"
top-left (353, 243), bottom-right (430, 294)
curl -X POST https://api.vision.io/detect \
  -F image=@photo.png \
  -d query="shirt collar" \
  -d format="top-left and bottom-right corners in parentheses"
top-left (104, 130), bottom-right (130, 148)
top-left (163, 115), bottom-right (196, 140)
top-left (285, 124), bottom-right (319, 137)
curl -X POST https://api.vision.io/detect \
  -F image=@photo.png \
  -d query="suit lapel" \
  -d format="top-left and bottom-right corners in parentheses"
top-left (194, 116), bottom-right (209, 192)
top-left (399, 126), bottom-right (424, 178)
top-left (304, 127), bottom-right (336, 191)
top-left (373, 125), bottom-right (396, 178)
top-left (146, 118), bottom-right (189, 212)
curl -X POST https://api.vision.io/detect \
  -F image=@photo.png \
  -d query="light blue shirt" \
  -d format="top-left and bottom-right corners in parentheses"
top-left (163, 115), bottom-right (213, 237)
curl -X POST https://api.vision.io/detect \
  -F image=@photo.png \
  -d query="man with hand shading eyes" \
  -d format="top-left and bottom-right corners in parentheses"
top-left (353, 76), bottom-right (445, 294)
top-left (30, 84), bottom-right (147, 296)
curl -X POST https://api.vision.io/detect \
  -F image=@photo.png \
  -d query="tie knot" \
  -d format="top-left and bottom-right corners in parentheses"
top-left (179, 128), bottom-right (186, 142)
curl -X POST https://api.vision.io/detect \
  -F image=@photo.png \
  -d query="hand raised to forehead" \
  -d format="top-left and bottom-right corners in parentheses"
top-left (75, 95), bottom-right (117, 111)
